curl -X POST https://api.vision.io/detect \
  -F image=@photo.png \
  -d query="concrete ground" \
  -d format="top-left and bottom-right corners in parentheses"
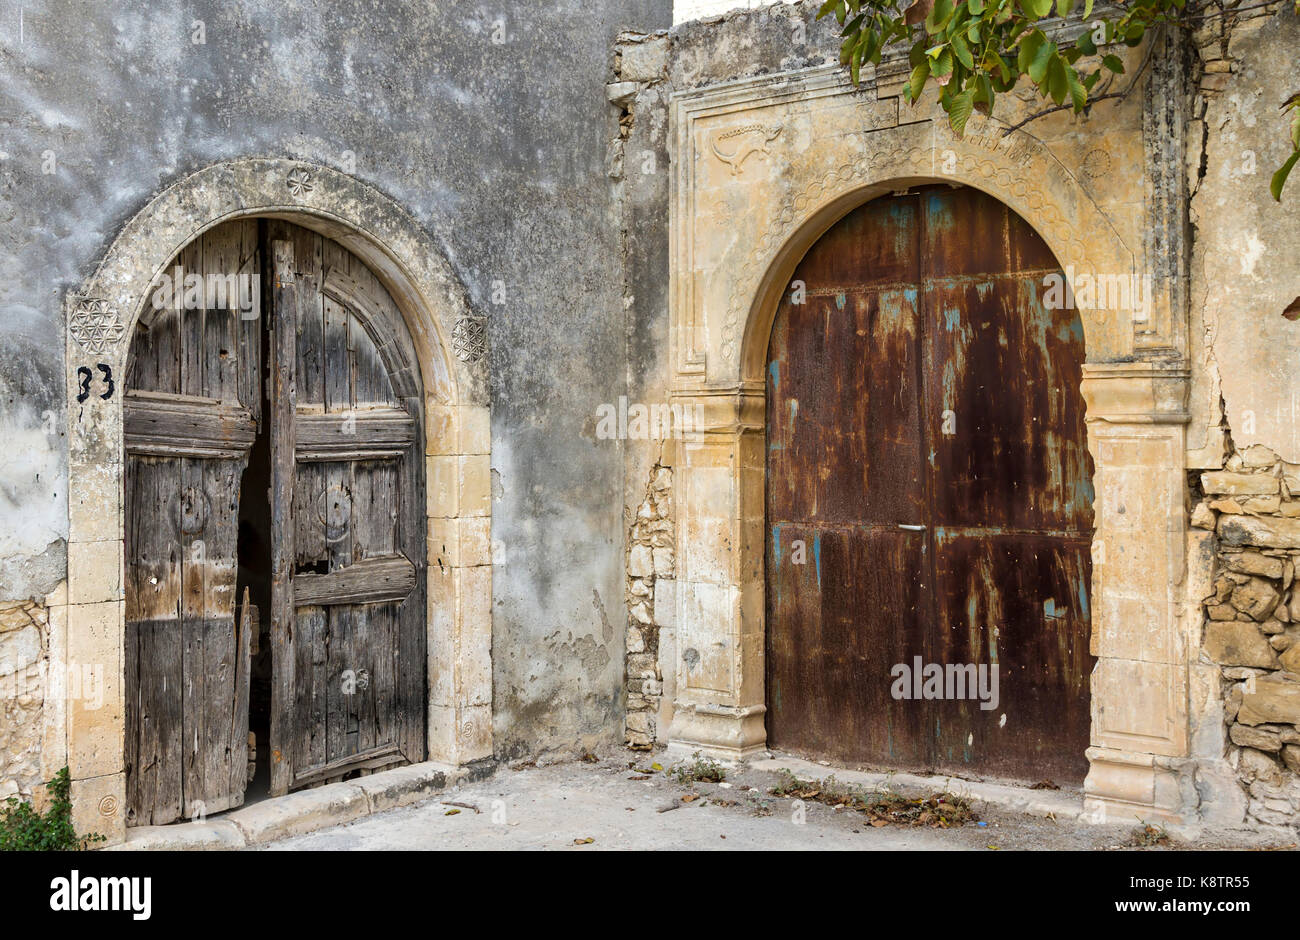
top-left (262, 749), bottom-right (1297, 851)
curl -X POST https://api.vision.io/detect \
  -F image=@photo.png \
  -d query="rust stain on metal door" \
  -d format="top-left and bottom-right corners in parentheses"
top-left (765, 185), bottom-right (1094, 784)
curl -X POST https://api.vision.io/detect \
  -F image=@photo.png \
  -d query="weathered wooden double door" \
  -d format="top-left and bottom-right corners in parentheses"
top-left (125, 219), bottom-right (426, 825)
top-left (765, 186), bottom-right (1095, 784)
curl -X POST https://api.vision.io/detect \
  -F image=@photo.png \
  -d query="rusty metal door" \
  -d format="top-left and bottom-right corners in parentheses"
top-left (765, 186), bottom-right (1094, 784)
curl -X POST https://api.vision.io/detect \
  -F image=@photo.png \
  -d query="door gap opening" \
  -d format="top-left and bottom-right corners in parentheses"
top-left (235, 236), bottom-right (275, 807)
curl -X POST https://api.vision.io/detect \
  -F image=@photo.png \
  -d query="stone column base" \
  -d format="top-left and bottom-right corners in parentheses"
top-left (1083, 746), bottom-right (1195, 826)
top-left (667, 703), bottom-right (768, 763)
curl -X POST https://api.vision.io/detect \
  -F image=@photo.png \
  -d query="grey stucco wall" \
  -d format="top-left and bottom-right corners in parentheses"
top-left (0, 0), bottom-right (670, 757)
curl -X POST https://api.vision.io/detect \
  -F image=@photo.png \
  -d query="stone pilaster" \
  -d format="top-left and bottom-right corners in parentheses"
top-left (1080, 362), bottom-right (1194, 824)
top-left (666, 385), bottom-right (767, 759)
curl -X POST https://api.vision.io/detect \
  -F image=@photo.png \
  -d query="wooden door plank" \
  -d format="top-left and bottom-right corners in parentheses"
top-left (179, 237), bottom-right (205, 399)
top-left (397, 400), bottom-right (427, 764)
top-left (295, 227), bottom-right (326, 411)
top-left (292, 606), bottom-right (328, 776)
top-left (200, 459), bottom-right (243, 814)
top-left (323, 296), bottom-right (352, 415)
top-left (228, 588), bottom-right (253, 800)
top-left (268, 236), bottom-right (299, 797)
top-left (201, 223), bottom-right (243, 404)
top-left (325, 604), bottom-right (350, 765)
top-left (292, 554), bottom-right (415, 606)
top-left (293, 462), bottom-right (327, 568)
top-left (179, 457), bottom-right (208, 820)
top-left (125, 457), bottom-right (184, 825)
top-left (237, 222), bottom-right (263, 425)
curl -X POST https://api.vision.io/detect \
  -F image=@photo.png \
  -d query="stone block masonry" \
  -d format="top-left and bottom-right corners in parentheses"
top-left (1194, 443), bottom-right (1300, 830)
top-left (0, 601), bottom-right (47, 800)
top-left (625, 465), bottom-right (674, 747)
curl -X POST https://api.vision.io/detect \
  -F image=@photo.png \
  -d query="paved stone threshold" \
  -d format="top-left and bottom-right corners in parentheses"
top-left (105, 760), bottom-right (494, 850)
top-left (750, 755), bottom-right (1092, 824)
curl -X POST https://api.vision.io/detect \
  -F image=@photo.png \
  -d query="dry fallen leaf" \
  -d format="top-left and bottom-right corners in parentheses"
top-left (573, 837), bottom-right (594, 845)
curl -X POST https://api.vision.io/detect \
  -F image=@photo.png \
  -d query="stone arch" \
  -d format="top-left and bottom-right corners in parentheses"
top-left (734, 129), bottom-right (1137, 383)
top-left (61, 159), bottom-right (493, 844)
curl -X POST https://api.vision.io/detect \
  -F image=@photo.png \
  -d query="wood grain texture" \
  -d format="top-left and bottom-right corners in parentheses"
top-left (127, 218), bottom-right (427, 819)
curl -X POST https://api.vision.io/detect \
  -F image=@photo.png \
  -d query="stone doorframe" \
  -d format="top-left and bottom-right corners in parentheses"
top-left (56, 158), bottom-right (493, 843)
top-left (665, 66), bottom-right (1198, 824)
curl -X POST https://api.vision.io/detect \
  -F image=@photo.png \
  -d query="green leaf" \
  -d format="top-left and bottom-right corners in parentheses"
top-left (817, 0), bottom-right (841, 19)
top-left (948, 87), bottom-right (977, 136)
top-left (1047, 54), bottom-right (1068, 105)
top-left (863, 29), bottom-right (881, 65)
top-left (932, 47), bottom-right (954, 80)
top-left (843, 12), bottom-right (866, 35)
top-left (1076, 31), bottom-right (1096, 56)
top-left (1056, 0), bottom-right (1075, 16)
top-left (992, 56), bottom-right (1016, 90)
top-left (1019, 0), bottom-right (1053, 18)
top-left (1028, 38), bottom-right (1055, 85)
top-left (951, 32), bottom-right (974, 69)
top-left (910, 38), bottom-right (930, 68)
top-left (1272, 151), bottom-right (1300, 201)
top-left (1083, 0), bottom-right (1094, 17)
top-left (1102, 53), bottom-right (1125, 74)
top-left (968, 0), bottom-right (985, 13)
top-left (907, 59), bottom-right (932, 102)
top-left (1066, 65), bottom-right (1087, 111)
top-left (926, 0), bottom-right (955, 33)
top-left (974, 72), bottom-right (996, 115)
top-left (840, 34), bottom-right (856, 64)
top-left (1018, 30), bottom-right (1045, 75)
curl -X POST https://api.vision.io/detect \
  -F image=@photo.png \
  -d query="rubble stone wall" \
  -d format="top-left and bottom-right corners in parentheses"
top-left (0, 601), bottom-right (48, 801)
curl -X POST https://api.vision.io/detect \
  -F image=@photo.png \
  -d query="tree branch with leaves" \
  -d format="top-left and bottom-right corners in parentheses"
top-left (817, 0), bottom-right (1300, 199)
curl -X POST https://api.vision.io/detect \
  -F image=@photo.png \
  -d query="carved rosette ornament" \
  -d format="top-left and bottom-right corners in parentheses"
top-left (286, 166), bottom-right (314, 197)
top-left (451, 314), bottom-right (487, 364)
top-left (69, 297), bottom-right (126, 354)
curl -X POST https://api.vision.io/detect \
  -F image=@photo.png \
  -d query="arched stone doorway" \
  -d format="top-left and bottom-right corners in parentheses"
top-left (665, 67), bottom-right (1194, 824)
top-left (59, 159), bottom-right (492, 843)
top-left (763, 185), bottom-right (1094, 783)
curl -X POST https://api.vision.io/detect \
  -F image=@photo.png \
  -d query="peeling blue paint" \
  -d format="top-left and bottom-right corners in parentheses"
top-left (813, 532), bottom-right (822, 589)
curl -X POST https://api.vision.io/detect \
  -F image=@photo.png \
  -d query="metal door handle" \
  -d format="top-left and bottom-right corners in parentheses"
top-left (898, 524), bottom-right (926, 531)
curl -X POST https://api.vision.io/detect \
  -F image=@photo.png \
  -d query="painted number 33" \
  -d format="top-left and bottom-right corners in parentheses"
top-left (76, 363), bottom-right (115, 403)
